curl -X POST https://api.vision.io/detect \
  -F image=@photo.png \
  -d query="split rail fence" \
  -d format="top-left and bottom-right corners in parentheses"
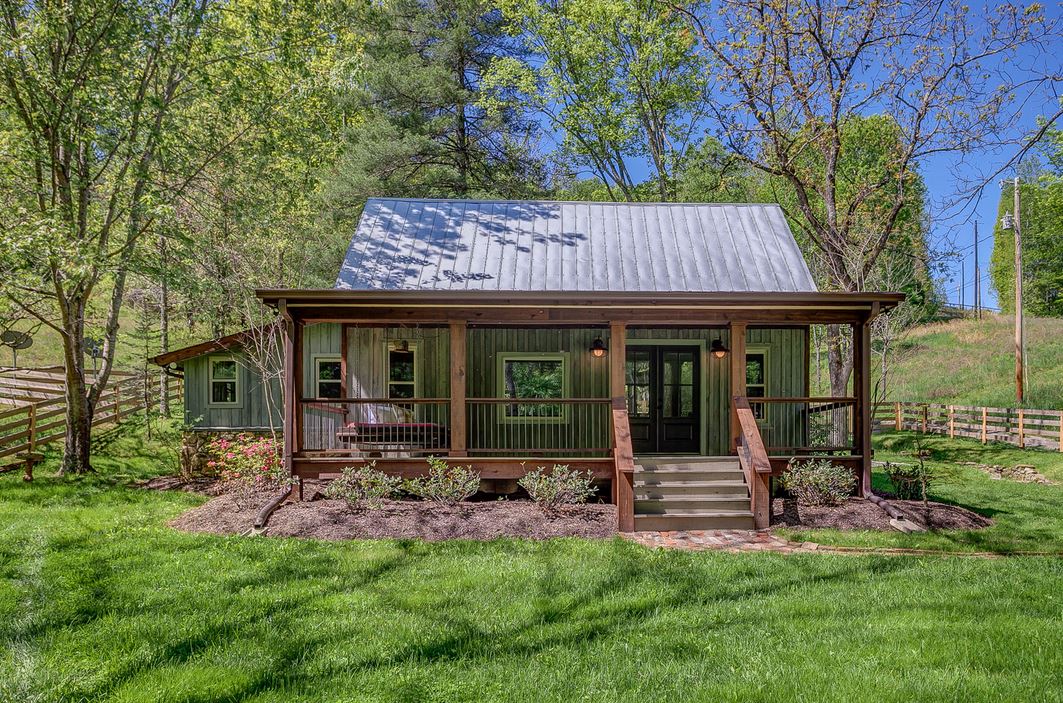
top-left (874, 401), bottom-right (1063, 452)
top-left (0, 368), bottom-right (181, 480)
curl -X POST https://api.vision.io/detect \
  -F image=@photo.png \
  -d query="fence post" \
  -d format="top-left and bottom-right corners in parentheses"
top-left (1059, 410), bottom-right (1063, 453)
top-left (922, 404), bottom-right (928, 434)
top-left (114, 382), bottom-right (122, 424)
top-left (1018, 409), bottom-right (1025, 449)
top-left (948, 405), bottom-right (955, 439)
top-left (981, 407), bottom-right (988, 444)
top-left (895, 401), bottom-right (902, 430)
top-left (24, 402), bottom-right (38, 481)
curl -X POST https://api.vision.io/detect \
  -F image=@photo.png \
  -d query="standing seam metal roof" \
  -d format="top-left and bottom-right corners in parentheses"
top-left (335, 198), bottom-right (817, 293)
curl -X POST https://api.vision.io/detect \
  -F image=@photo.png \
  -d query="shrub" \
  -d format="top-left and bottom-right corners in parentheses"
top-left (518, 464), bottom-right (596, 510)
top-left (403, 456), bottom-right (481, 505)
top-left (780, 458), bottom-right (856, 506)
top-left (205, 432), bottom-right (292, 506)
top-left (323, 463), bottom-right (403, 509)
top-left (884, 462), bottom-right (934, 501)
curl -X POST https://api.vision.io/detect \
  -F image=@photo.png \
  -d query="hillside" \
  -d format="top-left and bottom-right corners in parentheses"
top-left (884, 315), bottom-right (1063, 410)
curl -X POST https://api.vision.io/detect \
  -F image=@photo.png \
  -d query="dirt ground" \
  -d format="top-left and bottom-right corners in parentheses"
top-left (169, 490), bottom-right (617, 541)
top-left (771, 496), bottom-right (992, 531)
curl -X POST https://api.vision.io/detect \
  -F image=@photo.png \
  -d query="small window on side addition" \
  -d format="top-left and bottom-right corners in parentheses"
top-left (316, 358), bottom-right (343, 399)
top-left (209, 358), bottom-right (239, 406)
top-left (746, 350), bottom-right (768, 420)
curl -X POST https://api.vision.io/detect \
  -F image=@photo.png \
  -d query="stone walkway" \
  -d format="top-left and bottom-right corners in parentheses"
top-left (622, 530), bottom-right (1061, 558)
top-left (623, 530), bottom-right (824, 554)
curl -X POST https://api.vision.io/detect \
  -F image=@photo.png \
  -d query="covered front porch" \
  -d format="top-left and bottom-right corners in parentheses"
top-left (257, 290), bottom-right (901, 531)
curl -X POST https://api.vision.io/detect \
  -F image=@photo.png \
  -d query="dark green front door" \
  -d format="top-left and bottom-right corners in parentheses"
top-left (626, 346), bottom-right (700, 454)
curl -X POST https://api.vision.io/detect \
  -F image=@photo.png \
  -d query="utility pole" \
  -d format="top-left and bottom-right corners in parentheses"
top-left (1011, 178), bottom-right (1024, 404)
top-left (973, 221), bottom-right (981, 320)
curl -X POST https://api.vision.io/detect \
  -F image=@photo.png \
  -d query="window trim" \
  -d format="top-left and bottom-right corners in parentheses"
top-left (383, 341), bottom-right (419, 399)
top-left (496, 352), bottom-right (570, 424)
top-left (745, 346), bottom-right (769, 423)
top-left (206, 355), bottom-right (242, 408)
top-left (312, 355), bottom-right (344, 400)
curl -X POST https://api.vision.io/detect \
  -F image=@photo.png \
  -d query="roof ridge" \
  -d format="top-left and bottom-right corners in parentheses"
top-left (363, 197), bottom-right (784, 208)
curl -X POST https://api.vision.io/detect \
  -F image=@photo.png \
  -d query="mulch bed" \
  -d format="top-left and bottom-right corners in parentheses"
top-left (169, 491), bottom-right (617, 541)
top-left (139, 474), bottom-right (221, 495)
top-left (771, 496), bottom-right (992, 531)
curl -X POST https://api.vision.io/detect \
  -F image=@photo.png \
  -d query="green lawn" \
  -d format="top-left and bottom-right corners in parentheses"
top-left (2, 425), bottom-right (1062, 702)
top-left (776, 432), bottom-right (1063, 554)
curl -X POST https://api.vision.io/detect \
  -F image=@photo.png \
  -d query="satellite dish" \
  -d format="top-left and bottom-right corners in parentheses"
top-left (1, 330), bottom-right (33, 367)
top-left (84, 337), bottom-right (103, 359)
top-left (11, 333), bottom-right (32, 351)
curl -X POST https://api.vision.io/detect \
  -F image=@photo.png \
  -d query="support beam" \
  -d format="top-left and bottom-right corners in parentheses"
top-left (279, 301), bottom-right (296, 483)
top-left (449, 320), bottom-right (467, 456)
top-left (293, 317), bottom-right (305, 457)
top-left (729, 322), bottom-right (747, 452)
top-left (609, 322), bottom-right (627, 399)
top-left (853, 319), bottom-right (872, 495)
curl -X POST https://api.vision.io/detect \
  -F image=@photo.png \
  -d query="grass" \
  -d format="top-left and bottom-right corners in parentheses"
top-left (1, 425), bottom-right (1062, 701)
top-left (775, 431), bottom-right (1063, 554)
top-left (881, 315), bottom-right (1063, 409)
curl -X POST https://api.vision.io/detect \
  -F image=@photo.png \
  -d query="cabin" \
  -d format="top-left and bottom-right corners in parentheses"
top-left (154, 198), bottom-right (903, 531)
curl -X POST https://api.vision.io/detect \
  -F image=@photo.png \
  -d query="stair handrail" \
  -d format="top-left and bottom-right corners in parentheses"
top-left (611, 397), bottom-right (635, 532)
top-left (734, 396), bottom-right (771, 528)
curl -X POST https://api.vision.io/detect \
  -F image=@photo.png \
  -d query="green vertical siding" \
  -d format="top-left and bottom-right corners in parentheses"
top-left (183, 351), bottom-right (281, 431)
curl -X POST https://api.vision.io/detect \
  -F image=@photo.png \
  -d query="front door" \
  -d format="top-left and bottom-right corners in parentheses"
top-left (626, 346), bottom-right (700, 454)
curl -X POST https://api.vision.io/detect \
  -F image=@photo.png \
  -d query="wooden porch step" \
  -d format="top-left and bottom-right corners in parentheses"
top-left (636, 468), bottom-right (745, 483)
top-left (635, 496), bottom-right (751, 513)
top-left (634, 511), bottom-right (755, 531)
top-left (634, 480), bottom-right (749, 496)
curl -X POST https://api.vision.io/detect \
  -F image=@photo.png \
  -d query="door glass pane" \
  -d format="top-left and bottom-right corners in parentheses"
top-left (662, 351), bottom-right (696, 418)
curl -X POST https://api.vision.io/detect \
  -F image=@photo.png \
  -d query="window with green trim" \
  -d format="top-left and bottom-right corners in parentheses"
top-left (386, 343), bottom-right (417, 399)
top-left (315, 357), bottom-right (343, 399)
top-left (746, 349), bottom-right (768, 420)
top-left (208, 357), bottom-right (239, 406)
top-left (499, 354), bottom-right (567, 420)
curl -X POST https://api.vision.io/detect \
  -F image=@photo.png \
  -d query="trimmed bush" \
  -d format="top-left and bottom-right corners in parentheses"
top-left (518, 464), bottom-right (596, 510)
top-left (780, 458), bottom-right (856, 506)
top-left (323, 463), bottom-right (403, 509)
top-left (404, 456), bottom-right (481, 505)
top-left (885, 462), bottom-right (933, 501)
top-left (205, 433), bottom-right (292, 507)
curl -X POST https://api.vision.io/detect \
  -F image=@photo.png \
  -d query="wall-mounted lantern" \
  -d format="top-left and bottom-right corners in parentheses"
top-left (590, 336), bottom-right (608, 358)
top-left (710, 339), bottom-right (729, 359)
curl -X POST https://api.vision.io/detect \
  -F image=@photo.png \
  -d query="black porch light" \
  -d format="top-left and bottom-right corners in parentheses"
top-left (590, 336), bottom-right (608, 358)
top-left (710, 339), bottom-right (729, 359)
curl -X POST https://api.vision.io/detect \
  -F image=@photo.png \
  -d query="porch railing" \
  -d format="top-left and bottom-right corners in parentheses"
top-left (734, 396), bottom-right (772, 528)
top-left (299, 398), bottom-right (451, 455)
top-left (748, 396), bottom-right (856, 454)
top-left (466, 398), bottom-right (612, 458)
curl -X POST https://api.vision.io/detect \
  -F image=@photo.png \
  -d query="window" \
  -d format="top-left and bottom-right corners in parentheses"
top-left (746, 349), bottom-right (768, 420)
top-left (315, 357), bottom-right (343, 399)
top-left (625, 350), bottom-right (651, 417)
top-left (386, 343), bottom-right (417, 399)
top-left (208, 357), bottom-right (239, 406)
top-left (499, 354), bottom-right (567, 421)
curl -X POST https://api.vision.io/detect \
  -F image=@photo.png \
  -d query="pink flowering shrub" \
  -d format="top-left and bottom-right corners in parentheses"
top-left (206, 433), bottom-right (292, 504)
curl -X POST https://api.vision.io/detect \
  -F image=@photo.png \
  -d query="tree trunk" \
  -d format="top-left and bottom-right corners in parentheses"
top-left (60, 330), bottom-right (94, 475)
top-left (159, 237), bottom-right (170, 415)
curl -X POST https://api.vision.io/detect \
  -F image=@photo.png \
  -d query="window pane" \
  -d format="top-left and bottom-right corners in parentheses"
top-left (502, 360), bottom-right (563, 399)
top-left (212, 360), bottom-right (237, 380)
top-left (746, 354), bottom-right (765, 385)
top-left (211, 380), bottom-right (236, 403)
top-left (318, 361), bottom-right (342, 381)
top-left (389, 350), bottom-right (415, 382)
top-left (748, 386), bottom-right (765, 398)
top-left (389, 383), bottom-right (414, 399)
top-left (319, 381), bottom-right (342, 399)
top-left (680, 386), bottom-right (694, 416)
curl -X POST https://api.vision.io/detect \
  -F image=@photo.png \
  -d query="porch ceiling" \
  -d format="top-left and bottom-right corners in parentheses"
top-left (257, 289), bottom-right (904, 325)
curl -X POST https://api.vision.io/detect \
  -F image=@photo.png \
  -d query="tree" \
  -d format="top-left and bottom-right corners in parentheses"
top-left (0, 0), bottom-right (232, 473)
top-left (990, 148), bottom-right (1063, 318)
top-left (484, 0), bottom-right (705, 200)
top-left (327, 0), bottom-right (545, 204)
top-left (673, 0), bottom-right (1054, 394)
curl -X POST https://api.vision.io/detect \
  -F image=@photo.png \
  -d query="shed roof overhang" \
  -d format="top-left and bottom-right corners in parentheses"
top-left (256, 289), bottom-right (904, 326)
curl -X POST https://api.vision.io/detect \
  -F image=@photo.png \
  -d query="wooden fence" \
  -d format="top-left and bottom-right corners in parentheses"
top-left (874, 401), bottom-right (1063, 452)
top-left (0, 372), bottom-right (181, 480)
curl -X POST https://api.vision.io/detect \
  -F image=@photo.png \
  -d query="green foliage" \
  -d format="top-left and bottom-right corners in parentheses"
top-left (884, 461), bottom-right (934, 501)
top-left (517, 464), bottom-right (596, 509)
top-left (323, 463), bottom-right (403, 510)
top-left (404, 456), bottom-right (481, 504)
top-left (781, 458), bottom-right (857, 506)
top-left (990, 158), bottom-right (1063, 318)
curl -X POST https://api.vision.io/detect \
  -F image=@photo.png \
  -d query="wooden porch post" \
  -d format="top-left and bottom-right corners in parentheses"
top-left (279, 300), bottom-right (298, 497)
top-left (729, 322), bottom-right (747, 453)
top-left (853, 319), bottom-right (872, 496)
top-left (609, 322), bottom-right (634, 531)
top-left (449, 321), bottom-right (467, 456)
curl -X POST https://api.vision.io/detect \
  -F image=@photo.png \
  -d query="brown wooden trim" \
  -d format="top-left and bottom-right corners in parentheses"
top-left (608, 322), bottom-right (627, 401)
top-left (611, 397), bottom-right (636, 532)
top-left (768, 456), bottom-right (863, 474)
top-left (280, 301), bottom-right (296, 482)
top-left (293, 319), bottom-right (305, 457)
top-left (293, 456), bottom-right (616, 479)
top-left (853, 320), bottom-right (872, 495)
top-left (729, 322), bottom-right (747, 452)
top-left (734, 396), bottom-right (771, 529)
top-left (449, 320), bottom-right (467, 457)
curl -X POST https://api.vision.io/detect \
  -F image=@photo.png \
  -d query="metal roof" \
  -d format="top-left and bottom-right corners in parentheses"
top-left (335, 198), bottom-right (817, 293)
